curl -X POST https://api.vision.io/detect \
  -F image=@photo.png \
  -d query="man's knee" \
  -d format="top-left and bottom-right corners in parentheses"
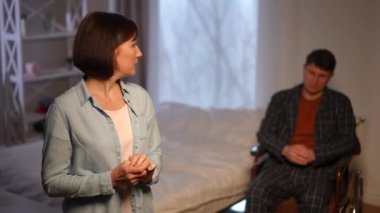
top-left (245, 181), bottom-right (278, 213)
top-left (298, 197), bottom-right (328, 213)
top-left (298, 185), bottom-right (332, 213)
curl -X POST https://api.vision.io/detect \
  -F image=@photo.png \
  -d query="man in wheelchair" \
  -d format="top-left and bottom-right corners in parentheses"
top-left (245, 49), bottom-right (357, 213)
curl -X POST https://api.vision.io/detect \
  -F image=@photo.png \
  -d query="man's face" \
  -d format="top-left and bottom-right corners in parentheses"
top-left (303, 63), bottom-right (333, 97)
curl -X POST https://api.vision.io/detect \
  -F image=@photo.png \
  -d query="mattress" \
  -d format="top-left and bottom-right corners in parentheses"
top-left (152, 103), bottom-right (263, 212)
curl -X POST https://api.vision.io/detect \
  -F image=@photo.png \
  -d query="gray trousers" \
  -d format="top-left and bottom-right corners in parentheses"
top-left (245, 162), bottom-right (334, 213)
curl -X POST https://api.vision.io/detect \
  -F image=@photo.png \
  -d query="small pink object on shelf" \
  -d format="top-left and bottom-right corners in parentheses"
top-left (24, 62), bottom-right (41, 78)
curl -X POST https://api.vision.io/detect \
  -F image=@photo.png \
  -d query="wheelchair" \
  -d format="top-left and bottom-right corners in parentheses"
top-left (249, 132), bottom-right (363, 213)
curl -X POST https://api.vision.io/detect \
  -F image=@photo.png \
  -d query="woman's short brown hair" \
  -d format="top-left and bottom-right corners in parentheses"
top-left (73, 12), bottom-right (138, 79)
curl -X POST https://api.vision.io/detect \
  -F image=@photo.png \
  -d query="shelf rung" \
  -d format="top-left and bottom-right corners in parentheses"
top-left (24, 68), bottom-right (82, 83)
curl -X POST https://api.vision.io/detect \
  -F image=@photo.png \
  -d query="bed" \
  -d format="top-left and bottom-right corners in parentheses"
top-left (0, 102), bottom-right (264, 213)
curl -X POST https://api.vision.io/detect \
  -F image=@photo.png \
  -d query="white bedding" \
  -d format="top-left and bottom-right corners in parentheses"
top-left (0, 189), bottom-right (61, 213)
top-left (0, 141), bottom-right (63, 208)
top-left (153, 103), bottom-right (263, 212)
top-left (0, 102), bottom-right (264, 213)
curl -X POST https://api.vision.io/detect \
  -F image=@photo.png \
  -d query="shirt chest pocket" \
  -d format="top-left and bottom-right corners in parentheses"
top-left (135, 116), bottom-right (148, 141)
top-left (133, 116), bottom-right (149, 153)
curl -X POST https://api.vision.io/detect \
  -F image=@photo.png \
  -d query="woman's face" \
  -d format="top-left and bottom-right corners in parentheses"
top-left (113, 37), bottom-right (143, 78)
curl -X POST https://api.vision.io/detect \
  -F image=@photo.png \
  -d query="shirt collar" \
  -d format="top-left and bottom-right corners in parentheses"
top-left (75, 79), bottom-right (92, 107)
top-left (119, 80), bottom-right (138, 115)
top-left (75, 78), bottom-right (137, 115)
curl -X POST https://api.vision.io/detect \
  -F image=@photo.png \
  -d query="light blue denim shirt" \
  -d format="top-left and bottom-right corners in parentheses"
top-left (42, 79), bottom-right (162, 213)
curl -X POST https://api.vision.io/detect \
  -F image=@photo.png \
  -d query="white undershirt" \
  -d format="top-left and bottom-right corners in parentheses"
top-left (105, 104), bottom-right (133, 213)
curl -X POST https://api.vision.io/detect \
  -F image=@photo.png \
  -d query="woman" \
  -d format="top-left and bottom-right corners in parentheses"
top-left (42, 12), bottom-right (161, 213)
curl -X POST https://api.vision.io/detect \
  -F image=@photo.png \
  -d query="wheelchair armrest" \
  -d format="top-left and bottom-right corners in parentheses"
top-left (250, 144), bottom-right (267, 157)
top-left (336, 155), bottom-right (352, 177)
top-left (250, 144), bottom-right (259, 156)
top-left (250, 144), bottom-right (270, 166)
top-left (250, 144), bottom-right (270, 179)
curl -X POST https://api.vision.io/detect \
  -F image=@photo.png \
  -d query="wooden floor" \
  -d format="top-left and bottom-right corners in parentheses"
top-left (223, 200), bottom-right (380, 213)
top-left (363, 203), bottom-right (380, 213)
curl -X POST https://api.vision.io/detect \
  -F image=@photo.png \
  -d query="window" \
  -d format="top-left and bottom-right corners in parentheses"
top-left (153, 0), bottom-right (258, 109)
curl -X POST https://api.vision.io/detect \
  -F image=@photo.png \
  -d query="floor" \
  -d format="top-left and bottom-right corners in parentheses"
top-left (222, 199), bottom-right (380, 213)
top-left (362, 203), bottom-right (380, 213)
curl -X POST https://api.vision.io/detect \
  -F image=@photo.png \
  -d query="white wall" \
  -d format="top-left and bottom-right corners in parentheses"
top-left (357, 0), bottom-right (380, 205)
top-left (256, 0), bottom-right (380, 206)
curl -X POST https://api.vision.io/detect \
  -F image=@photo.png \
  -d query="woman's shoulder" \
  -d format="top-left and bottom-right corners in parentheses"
top-left (121, 82), bottom-right (155, 114)
top-left (54, 86), bottom-right (77, 103)
top-left (123, 82), bottom-right (146, 92)
top-left (51, 81), bottom-right (83, 110)
top-left (121, 81), bottom-right (151, 98)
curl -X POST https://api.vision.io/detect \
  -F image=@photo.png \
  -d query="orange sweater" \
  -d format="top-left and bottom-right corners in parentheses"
top-left (290, 95), bottom-right (322, 150)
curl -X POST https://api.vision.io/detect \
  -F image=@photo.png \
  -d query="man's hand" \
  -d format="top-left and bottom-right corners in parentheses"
top-left (281, 144), bottom-right (315, 165)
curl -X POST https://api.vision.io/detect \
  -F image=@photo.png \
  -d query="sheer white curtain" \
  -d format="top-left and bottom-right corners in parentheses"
top-left (148, 0), bottom-right (258, 109)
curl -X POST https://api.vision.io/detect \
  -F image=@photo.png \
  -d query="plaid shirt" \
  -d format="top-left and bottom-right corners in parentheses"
top-left (257, 84), bottom-right (356, 171)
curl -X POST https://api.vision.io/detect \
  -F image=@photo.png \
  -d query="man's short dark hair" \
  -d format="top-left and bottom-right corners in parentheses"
top-left (73, 12), bottom-right (138, 79)
top-left (305, 49), bottom-right (336, 73)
